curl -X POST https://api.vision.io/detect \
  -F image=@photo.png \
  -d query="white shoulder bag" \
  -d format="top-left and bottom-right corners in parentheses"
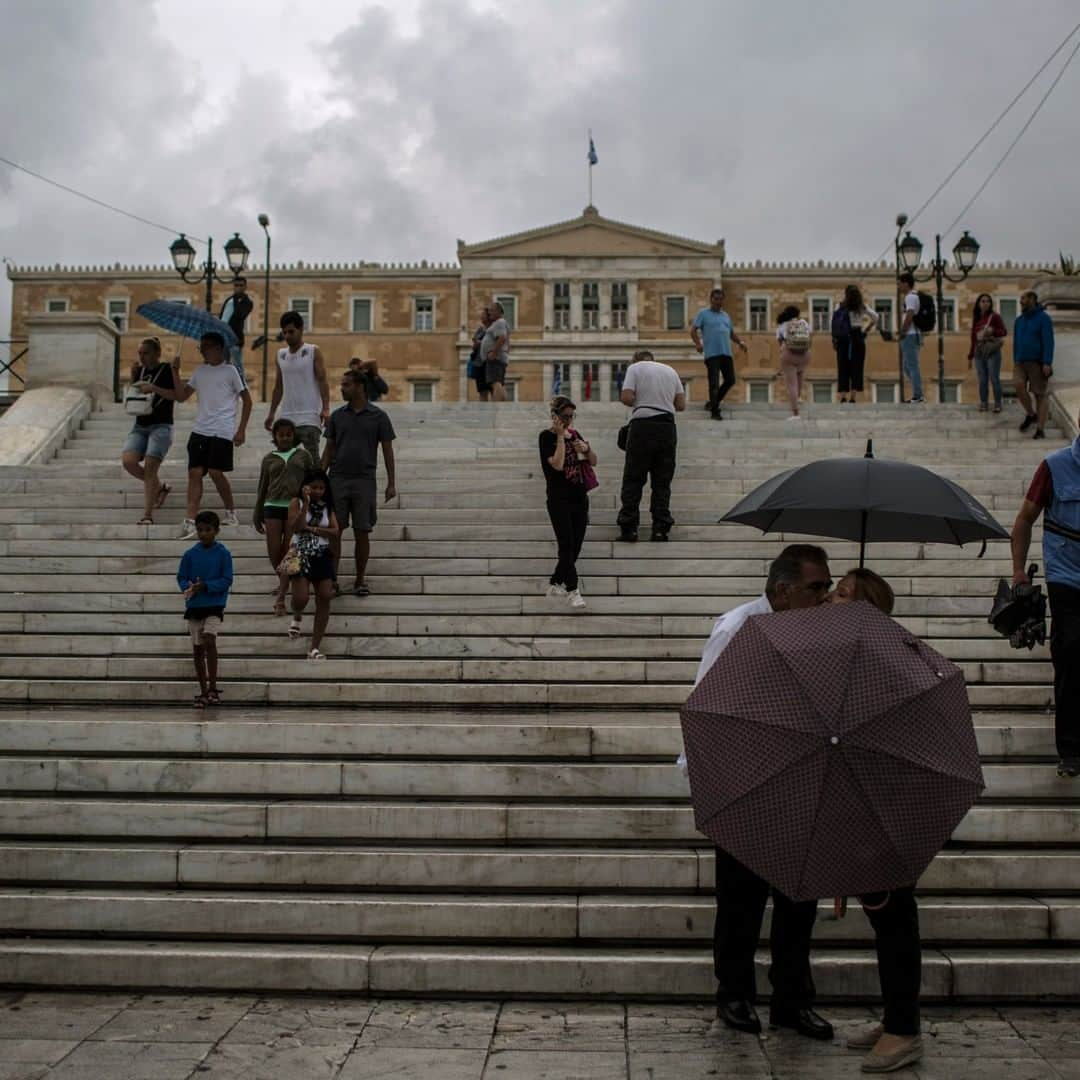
top-left (124, 366), bottom-right (156, 417)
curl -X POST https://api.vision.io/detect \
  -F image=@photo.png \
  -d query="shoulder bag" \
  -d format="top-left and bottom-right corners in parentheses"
top-left (124, 365), bottom-right (155, 417)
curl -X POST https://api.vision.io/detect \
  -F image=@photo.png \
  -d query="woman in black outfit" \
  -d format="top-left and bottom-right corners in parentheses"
top-left (833, 285), bottom-right (880, 404)
top-left (539, 396), bottom-right (597, 610)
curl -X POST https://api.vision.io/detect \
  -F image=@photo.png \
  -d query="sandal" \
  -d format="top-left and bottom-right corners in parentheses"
top-left (352, 580), bottom-right (370, 596)
top-left (155, 482), bottom-right (172, 510)
top-left (194, 694), bottom-right (208, 710)
top-left (206, 688), bottom-right (222, 706)
top-left (273, 596), bottom-right (287, 617)
top-left (136, 516), bottom-right (154, 526)
top-left (288, 616), bottom-right (303, 640)
top-left (307, 648), bottom-right (326, 662)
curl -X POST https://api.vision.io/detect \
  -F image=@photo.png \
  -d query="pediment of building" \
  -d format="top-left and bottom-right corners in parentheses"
top-left (458, 207), bottom-right (724, 260)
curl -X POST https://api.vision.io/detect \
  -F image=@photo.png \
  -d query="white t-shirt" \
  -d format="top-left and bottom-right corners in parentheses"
top-left (187, 362), bottom-right (245, 440)
top-left (277, 344), bottom-right (324, 429)
top-left (904, 290), bottom-right (921, 337)
top-left (622, 360), bottom-right (684, 418)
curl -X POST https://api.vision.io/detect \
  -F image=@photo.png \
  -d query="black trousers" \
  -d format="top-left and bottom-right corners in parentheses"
top-left (713, 847), bottom-right (818, 1009)
top-left (546, 498), bottom-right (588, 591)
top-left (617, 417), bottom-right (677, 535)
top-left (836, 331), bottom-right (866, 393)
top-left (705, 355), bottom-right (736, 414)
top-left (1048, 582), bottom-right (1080, 758)
top-left (861, 887), bottom-right (921, 1036)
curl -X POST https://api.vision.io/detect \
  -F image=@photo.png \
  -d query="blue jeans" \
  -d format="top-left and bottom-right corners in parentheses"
top-left (227, 344), bottom-right (246, 383)
top-left (901, 333), bottom-right (923, 400)
top-left (974, 349), bottom-right (1003, 406)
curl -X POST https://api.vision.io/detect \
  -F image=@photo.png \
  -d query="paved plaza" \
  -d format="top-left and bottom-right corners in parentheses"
top-left (0, 992), bottom-right (1076, 1079)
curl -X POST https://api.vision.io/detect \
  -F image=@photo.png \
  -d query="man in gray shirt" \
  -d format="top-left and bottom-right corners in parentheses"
top-left (322, 369), bottom-right (397, 596)
top-left (616, 350), bottom-right (686, 542)
top-left (480, 300), bottom-right (510, 402)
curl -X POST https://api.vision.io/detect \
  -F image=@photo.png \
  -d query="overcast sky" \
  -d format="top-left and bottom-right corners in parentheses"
top-left (2, 0), bottom-right (1078, 363)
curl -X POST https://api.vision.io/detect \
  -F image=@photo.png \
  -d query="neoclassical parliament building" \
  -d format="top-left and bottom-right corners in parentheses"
top-left (6, 206), bottom-right (1048, 405)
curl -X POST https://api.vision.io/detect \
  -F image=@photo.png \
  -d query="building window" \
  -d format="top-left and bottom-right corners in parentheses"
top-left (998, 297), bottom-right (1019, 327)
top-left (106, 298), bottom-right (129, 332)
top-left (611, 282), bottom-right (629, 329)
top-left (942, 381), bottom-right (961, 403)
top-left (288, 297), bottom-right (312, 327)
top-left (351, 298), bottom-right (373, 332)
top-left (583, 362), bottom-right (600, 401)
top-left (747, 381), bottom-right (771, 403)
top-left (611, 362), bottom-right (628, 400)
top-left (940, 298), bottom-right (956, 333)
top-left (747, 297), bottom-right (769, 332)
top-left (551, 363), bottom-right (571, 396)
top-left (410, 380), bottom-right (436, 403)
top-left (582, 282), bottom-right (600, 329)
top-left (46, 298), bottom-right (69, 313)
top-left (874, 382), bottom-right (898, 404)
top-left (414, 296), bottom-right (434, 332)
top-left (812, 382), bottom-right (834, 404)
top-left (810, 297), bottom-right (832, 333)
top-left (553, 281), bottom-right (570, 329)
top-left (873, 298), bottom-right (894, 334)
top-left (664, 295), bottom-right (687, 330)
top-left (494, 295), bottom-right (517, 331)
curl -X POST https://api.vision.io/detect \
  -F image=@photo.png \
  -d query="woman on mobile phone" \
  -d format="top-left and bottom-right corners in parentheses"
top-left (538, 396), bottom-right (597, 609)
top-left (284, 470), bottom-right (340, 660)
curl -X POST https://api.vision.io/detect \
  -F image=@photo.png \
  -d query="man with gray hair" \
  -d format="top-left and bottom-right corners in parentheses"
top-left (693, 544), bottom-right (835, 1041)
top-left (480, 300), bottom-right (510, 403)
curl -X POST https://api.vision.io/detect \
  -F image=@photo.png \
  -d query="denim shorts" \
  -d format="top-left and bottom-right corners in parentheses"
top-left (123, 423), bottom-right (173, 461)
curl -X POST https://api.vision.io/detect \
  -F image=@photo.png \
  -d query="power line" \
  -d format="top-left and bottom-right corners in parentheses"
top-left (941, 33), bottom-right (1080, 240)
top-left (0, 155), bottom-right (204, 244)
top-left (875, 19), bottom-right (1080, 261)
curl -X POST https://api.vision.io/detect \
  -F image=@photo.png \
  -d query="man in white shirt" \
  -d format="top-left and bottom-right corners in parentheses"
top-left (264, 309), bottom-right (330, 459)
top-left (692, 544), bottom-right (836, 1042)
top-left (141, 331), bottom-right (252, 539)
top-left (898, 272), bottom-right (925, 403)
top-left (616, 350), bottom-right (686, 542)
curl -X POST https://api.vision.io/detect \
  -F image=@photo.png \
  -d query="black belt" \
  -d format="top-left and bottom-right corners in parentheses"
top-left (1046, 516), bottom-right (1080, 543)
top-left (630, 411), bottom-right (675, 423)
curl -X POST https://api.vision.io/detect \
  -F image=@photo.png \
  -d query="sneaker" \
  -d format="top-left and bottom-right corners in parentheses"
top-left (1033, 428), bottom-right (1046, 440)
top-left (1019, 413), bottom-right (1037, 432)
top-left (1057, 758), bottom-right (1080, 779)
top-left (221, 509), bottom-right (240, 527)
top-left (861, 1035), bottom-right (923, 1073)
top-left (546, 583), bottom-right (568, 599)
top-left (568, 589), bottom-right (586, 609)
top-left (847, 1024), bottom-right (884, 1050)
top-left (977, 403), bottom-right (988, 412)
top-left (650, 531), bottom-right (670, 542)
top-left (785, 414), bottom-right (802, 422)
top-left (616, 530), bottom-right (638, 543)
top-left (178, 518), bottom-right (197, 540)
top-left (909, 396), bottom-right (925, 404)
top-left (710, 411), bottom-right (723, 421)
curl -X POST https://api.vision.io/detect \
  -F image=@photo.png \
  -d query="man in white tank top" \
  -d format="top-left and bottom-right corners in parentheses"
top-left (265, 310), bottom-right (330, 459)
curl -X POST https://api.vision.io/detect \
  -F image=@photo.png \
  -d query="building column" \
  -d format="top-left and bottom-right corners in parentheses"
top-left (542, 362), bottom-right (554, 400)
top-left (599, 283), bottom-right (612, 331)
top-left (459, 358), bottom-right (469, 402)
top-left (570, 284), bottom-right (583, 332)
top-left (568, 363), bottom-right (582, 403)
top-left (599, 362), bottom-right (612, 403)
top-left (627, 283), bottom-right (639, 332)
top-left (543, 282), bottom-right (554, 330)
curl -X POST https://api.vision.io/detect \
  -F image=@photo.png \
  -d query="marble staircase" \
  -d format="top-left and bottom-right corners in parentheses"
top-left (0, 401), bottom-right (1074, 999)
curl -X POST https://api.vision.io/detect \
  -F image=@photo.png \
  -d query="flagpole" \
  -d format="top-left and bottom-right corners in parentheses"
top-left (588, 129), bottom-right (593, 206)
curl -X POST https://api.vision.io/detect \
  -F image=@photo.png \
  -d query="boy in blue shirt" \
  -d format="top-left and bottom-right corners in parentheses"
top-left (177, 510), bottom-right (234, 708)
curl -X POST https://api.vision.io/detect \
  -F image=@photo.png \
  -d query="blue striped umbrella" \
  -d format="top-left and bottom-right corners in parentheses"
top-left (135, 300), bottom-right (238, 348)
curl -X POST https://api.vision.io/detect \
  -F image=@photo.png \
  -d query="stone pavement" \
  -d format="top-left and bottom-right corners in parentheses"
top-left (0, 992), bottom-right (1077, 1079)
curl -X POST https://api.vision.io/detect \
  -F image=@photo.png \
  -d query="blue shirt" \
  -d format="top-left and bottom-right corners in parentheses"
top-left (1013, 305), bottom-right (1055, 367)
top-left (691, 308), bottom-right (734, 358)
top-left (177, 540), bottom-right (234, 612)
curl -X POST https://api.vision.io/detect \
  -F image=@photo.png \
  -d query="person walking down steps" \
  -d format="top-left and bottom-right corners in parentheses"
top-left (539, 396), bottom-right (597, 610)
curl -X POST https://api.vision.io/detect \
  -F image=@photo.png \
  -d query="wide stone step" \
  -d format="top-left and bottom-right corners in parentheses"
top-left (0, 798), bottom-right (1073, 845)
top-left (0, 889), bottom-right (1070, 944)
top-left (0, 709), bottom-right (1054, 759)
top-left (1, 842), bottom-right (1076, 893)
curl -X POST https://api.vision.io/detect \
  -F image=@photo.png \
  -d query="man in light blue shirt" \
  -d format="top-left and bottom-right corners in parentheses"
top-left (691, 287), bottom-right (748, 420)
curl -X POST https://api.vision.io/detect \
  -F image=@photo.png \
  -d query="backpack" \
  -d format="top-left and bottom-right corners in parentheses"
top-left (913, 291), bottom-right (936, 332)
top-left (784, 318), bottom-right (812, 353)
top-left (830, 307), bottom-right (852, 340)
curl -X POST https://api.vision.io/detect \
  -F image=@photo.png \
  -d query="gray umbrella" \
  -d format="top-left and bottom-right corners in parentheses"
top-left (720, 440), bottom-right (1008, 566)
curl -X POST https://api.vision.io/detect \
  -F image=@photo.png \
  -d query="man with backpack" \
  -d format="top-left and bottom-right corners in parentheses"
top-left (899, 272), bottom-right (934, 403)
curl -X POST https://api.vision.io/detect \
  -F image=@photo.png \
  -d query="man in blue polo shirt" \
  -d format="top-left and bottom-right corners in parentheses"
top-left (691, 287), bottom-right (749, 420)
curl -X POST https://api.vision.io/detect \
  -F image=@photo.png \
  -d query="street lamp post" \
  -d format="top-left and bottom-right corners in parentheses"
top-left (258, 214), bottom-right (271, 403)
top-left (893, 213), bottom-right (908, 401)
top-left (168, 232), bottom-right (251, 312)
top-left (896, 228), bottom-right (981, 404)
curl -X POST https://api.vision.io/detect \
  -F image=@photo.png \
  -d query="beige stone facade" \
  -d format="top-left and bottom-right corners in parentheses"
top-left (5, 207), bottom-right (1048, 404)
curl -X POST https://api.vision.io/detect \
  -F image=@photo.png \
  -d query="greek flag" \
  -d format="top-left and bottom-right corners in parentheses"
top-left (552, 364), bottom-right (562, 395)
top-left (588, 136), bottom-right (598, 166)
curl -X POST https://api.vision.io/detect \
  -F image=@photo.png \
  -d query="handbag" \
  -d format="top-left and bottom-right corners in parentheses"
top-left (276, 546), bottom-right (303, 577)
top-left (124, 365), bottom-right (156, 416)
top-left (976, 336), bottom-right (1003, 358)
top-left (580, 463), bottom-right (599, 492)
top-left (617, 425), bottom-right (629, 451)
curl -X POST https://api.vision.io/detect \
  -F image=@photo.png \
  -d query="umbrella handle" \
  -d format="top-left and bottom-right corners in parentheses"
top-left (833, 896), bottom-right (848, 919)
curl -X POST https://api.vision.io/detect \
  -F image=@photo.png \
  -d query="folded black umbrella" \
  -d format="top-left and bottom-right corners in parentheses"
top-left (721, 440), bottom-right (1009, 566)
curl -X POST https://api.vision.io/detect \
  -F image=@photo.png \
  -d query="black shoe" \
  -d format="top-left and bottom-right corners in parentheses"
top-left (717, 998), bottom-right (761, 1034)
top-left (616, 530), bottom-right (638, 543)
top-left (650, 531), bottom-right (669, 542)
top-left (1033, 428), bottom-right (1046, 440)
top-left (1057, 758), bottom-right (1080, 779)
top-left (711, 411), bottom-right (723, 420)
top-left (1020, 413), bottom-right (1037, 432)
top-left (769, 1007), bottom-right (834, 1041)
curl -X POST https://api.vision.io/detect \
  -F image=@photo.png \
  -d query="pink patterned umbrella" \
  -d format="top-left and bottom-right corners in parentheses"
top-left (681, 602), bottom-right (984, 901)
